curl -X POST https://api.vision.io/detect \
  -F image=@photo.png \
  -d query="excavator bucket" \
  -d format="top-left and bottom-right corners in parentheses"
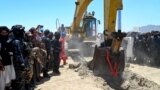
top-left (88, 45), bottom-right (125, 88)
top-left (88, 45), bottom-right (125, 78)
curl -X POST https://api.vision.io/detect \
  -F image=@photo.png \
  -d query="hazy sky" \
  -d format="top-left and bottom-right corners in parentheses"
top-left (0, 0), bottom-right (160, 33)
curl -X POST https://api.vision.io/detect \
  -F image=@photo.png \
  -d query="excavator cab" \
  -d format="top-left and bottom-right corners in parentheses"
top-left (80, 12), bottom-right (98, 56)
top-left (67, 12), bottom-right (98, 57)
top-left (82, 15), bottom-right (97, 38)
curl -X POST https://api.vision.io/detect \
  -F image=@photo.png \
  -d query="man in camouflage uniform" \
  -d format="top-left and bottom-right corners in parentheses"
top-left (30, 46), bottom-right (42, 83)
top-left (39, 42), bottom-right (48, 76)
top-left (11, 25), bottom-right (28, 90)
top-left (24, 32), bottom-right (34, 90)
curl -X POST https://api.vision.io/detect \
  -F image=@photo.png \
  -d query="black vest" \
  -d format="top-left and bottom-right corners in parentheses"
top-left (0, 39), bottom-right (13, 65)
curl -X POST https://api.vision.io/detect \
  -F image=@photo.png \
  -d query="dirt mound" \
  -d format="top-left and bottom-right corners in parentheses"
top-left (69, 60), bottom-right (114, 90)
top-left (127, 63), bottom-right (160, 86)
top-left (122, 70), bottom-right (160, 90)
top-left (70, 55), bottom-right (160, 90)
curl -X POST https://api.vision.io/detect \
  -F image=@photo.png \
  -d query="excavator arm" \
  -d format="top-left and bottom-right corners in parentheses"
top-left (104, 0), bottom-right (125, 54)
top-left (89, 0), bottom-right (126, 78)
top-left (70, 0), bottom-right (92, 34)
top-left (104, 0), bottom-right (122, 34)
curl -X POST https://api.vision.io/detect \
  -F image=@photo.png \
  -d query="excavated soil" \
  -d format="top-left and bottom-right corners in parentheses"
top-left (35, 57), bottom-right (160, 90)
top-left (35, 57), bottom-right (110, 90)
top-left (85, 57), bottom-right (160, 90)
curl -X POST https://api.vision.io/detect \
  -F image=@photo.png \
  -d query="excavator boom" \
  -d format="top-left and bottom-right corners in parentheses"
top-left (104, 0), bottom-right (122, 35)
top-left (104, 0), bottom-right (125, 54)
top-left (70, 0), bottom-right (92, 33)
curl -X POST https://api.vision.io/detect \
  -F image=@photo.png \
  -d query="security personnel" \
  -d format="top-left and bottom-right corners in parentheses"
top-left (42, 30), bottom-right (51, 78)
top-left (48, 32), bottom-right (54, 70)
top-left (11, 25), bottom-right (27, 90)
top-left (24, 32), bottom-right (34, 90)
top-left (52, 32), bottom-right (61, 75)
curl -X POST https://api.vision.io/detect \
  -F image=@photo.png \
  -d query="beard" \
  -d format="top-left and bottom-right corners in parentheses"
top-left (0, 35), bottom-right (8, 42)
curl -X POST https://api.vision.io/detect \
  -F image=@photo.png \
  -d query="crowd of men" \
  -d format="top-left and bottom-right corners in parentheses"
top-left (123, 31), bottom-right (160, 67)
top-left (0, 24), bottom-right (67, 90)
top-left (1, 23), bottom-right (159, 90)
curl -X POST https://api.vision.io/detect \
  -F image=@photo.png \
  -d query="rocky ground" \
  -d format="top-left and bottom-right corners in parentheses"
top-left (35, 57), bottom-right (109, 90)
top-left (35, 57), bottom-right (160, 90)
top-left (127, 63), bottom-right (160, 86)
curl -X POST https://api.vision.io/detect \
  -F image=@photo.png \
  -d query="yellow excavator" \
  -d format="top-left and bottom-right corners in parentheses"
top-left (68, 0), bottom-right (126, 78)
